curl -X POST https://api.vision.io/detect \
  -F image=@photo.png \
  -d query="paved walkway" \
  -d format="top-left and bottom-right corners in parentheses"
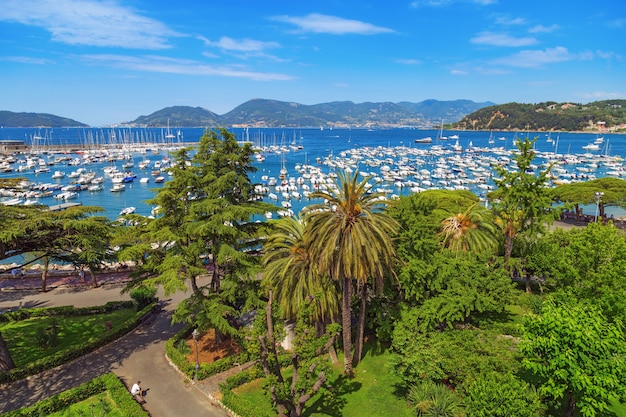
top-left (0, 273), bottom-right (239, 416)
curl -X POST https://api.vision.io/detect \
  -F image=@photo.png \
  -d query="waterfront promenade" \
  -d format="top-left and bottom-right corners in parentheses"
top-left (0, 273), bottom-right (234, 417)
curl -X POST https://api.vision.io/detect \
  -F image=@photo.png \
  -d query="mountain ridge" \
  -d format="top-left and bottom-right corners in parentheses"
top-left (0, 99), bottom-right (494, 128)
top-left (125, 99), bottom-right (494, 128)
top-left (0, 111), bottom-right (88, 128)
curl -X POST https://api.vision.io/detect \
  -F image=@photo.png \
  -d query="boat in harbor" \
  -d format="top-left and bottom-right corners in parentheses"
top-left (582, 143), bottom-right (600, 151)
top-left (1, 126), bottom-right (625, 221)
top-left (119, 206), bottom-right (136, 216)
top-left (415, 137), bottom-right (433, 144)
top-left (110, 183), bottom-right (126, 192)
top-left (436, 119), bottom-right (447, 141)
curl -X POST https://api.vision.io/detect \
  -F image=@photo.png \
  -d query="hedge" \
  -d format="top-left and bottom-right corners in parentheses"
top-left (0, 301), bottom-right (135, 323)
top-left (0, 302), bottom-right (157, 384)
top-left (220, 367), bottom-right (275, 417)
top-left (3, 372), bottom-right (146, 417)
top-left (164, 325), bottom-right (251, 381)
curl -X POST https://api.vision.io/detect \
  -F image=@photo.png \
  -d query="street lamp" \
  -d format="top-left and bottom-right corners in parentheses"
top-left (595, 191), bottom-right (604, 222)
top-left (192, 328), bottom-right (200, 382)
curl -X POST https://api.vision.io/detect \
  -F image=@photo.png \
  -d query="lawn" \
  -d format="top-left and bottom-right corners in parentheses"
top-left (4, 372), bottom-right (148, 417)
top-left (234, 342), bottom-right (412, 417)
top-left (0, 308), bottom-right (136, 367)
top-left (45, 392), bottom-right (126, 417)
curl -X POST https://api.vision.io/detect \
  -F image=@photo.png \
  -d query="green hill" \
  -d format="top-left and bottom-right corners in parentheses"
top-left (130, 106), bottom-right (223, 127)
top-left (127, 99), bottom-right (493, 128)
top-left (0, 111), bottom-right (87, 128)
top-left (454, 100), bottom-right (626, 132)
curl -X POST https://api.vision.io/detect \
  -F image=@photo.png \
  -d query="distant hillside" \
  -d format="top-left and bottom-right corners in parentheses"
top-left (0, 111), bottom-right (87, 128)
top-left (222, 99), bottom-right (327, 127)
top-left (126, 99), bottom-right (492, 128)
top-left (129, 106), bottom-right (223, 127)
top-left (454, 100), bottom-right (626, 132)
top-left (397, 99), bottom-right (495, 122)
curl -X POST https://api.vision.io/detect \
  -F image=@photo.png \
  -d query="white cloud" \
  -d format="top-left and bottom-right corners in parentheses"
top-left (471, 31), bottom-right (537, 47)
top-left (80, 54), bottom-right (294, 81)
top-left (410, 0), bottom-right (496, 7)
top-left (201, 36), bottom-right (280, 53)
top-left (595, 50), bottom-right (622, 60)
top-left (450, 69), bottom-right (468, 75)
top-left (272, 13), bottom-right (394, 35)
top-left (578, 90), bottom-right (626, 100)
top-left (528, 24), bottom-right (559, 33)
top-left (198, 36), bottom-right (286, 61)
top-left (1, 0), bottom-right (182, 49)
top-left (491, 46), bottom-right (575, 68)
top-left (608, 18), bottom-right (626, 28)
top-left (495, 16), bottom-right (527, 26)
top-left (393, 58), bottom-right (422, 65)
top-left (3, 56), bottom-right (54, 65)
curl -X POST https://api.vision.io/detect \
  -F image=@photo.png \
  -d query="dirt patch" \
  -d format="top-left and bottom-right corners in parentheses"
top-left (185, 328), bottom-right (242, 364)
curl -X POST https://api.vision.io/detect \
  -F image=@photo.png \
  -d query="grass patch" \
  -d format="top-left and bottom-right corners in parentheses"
top-left (45, 392), bottom-right (124, 417)
top-left (234, 342), bottom-right (412, 417)
top-left (0, 308), bottom-right (136, 368)
top-left (5, 372), bottom-right (147, 417)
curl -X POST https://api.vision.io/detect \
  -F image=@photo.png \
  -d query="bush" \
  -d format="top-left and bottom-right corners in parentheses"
top-left (462, 372), bottom-right (544, 417)
top-left (220, 368), bottom-right (271, 417)
top-left (129, 286), bottom-right (158, 311)
top-left (3, 373), bottom-right (146, 417)
top-left (164, 326), bottom-right (251, 380)
top-left (176, 338), bottom-right (192, 355)
top-left (34, 318), bottom-right (60, 348)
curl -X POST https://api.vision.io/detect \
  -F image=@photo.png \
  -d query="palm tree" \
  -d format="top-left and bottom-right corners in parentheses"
top-left (495, 208), bottom-right (523, 267)
top-left (262, 217), bottom-right (340, 328)
top-left (440, 203), bottom-right (500, 255)
top-left (407, 380), bottom-right (465, 417)
top-left (304, 170), bottom-right (398, 375)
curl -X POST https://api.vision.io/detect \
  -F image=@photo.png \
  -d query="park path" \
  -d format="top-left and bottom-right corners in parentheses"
top-left (0, 275), bottom-right (233, 417)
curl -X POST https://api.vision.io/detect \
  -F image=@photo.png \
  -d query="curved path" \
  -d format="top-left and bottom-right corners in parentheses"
top-left (0, 277), bottom-right (230, 417)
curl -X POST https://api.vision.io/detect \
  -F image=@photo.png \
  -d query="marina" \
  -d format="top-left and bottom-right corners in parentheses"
top-left (0, 127), bottom-right (624, 220)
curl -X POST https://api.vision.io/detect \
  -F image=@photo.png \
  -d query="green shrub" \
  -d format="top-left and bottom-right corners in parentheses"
top-left (35, 318), bottom-right (60, 348)
top-left (462, 372), bottom-right (544, 417)
top-left (5, 372), bottom-right (147, 416)
top-left (165, 326), bottom-right (250, 380)
top-left (176, 338), bottom-right (192, 354)
top-left (129, 286), bottom-right (158, 311)
top-left (219, 367), bottom-right (271, 417)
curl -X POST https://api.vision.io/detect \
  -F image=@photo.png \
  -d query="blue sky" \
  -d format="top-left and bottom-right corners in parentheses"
top-left (1, 0), bottom-right (624, 126)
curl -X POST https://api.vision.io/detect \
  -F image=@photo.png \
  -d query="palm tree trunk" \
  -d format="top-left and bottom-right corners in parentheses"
top-left (341, 276), bottom-right (353, 376)
top-left (353, 283), bottom-right (367, 367)
top-left (89, 268), bottom-right (98, 288)
top-left (41, 256), bottom-right (49, 292)
top-left (504, 232), bottom-right (513, 268)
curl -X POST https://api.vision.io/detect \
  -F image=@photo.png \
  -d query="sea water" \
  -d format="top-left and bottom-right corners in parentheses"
top-left (0, 126), bottom-right (623, 220)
